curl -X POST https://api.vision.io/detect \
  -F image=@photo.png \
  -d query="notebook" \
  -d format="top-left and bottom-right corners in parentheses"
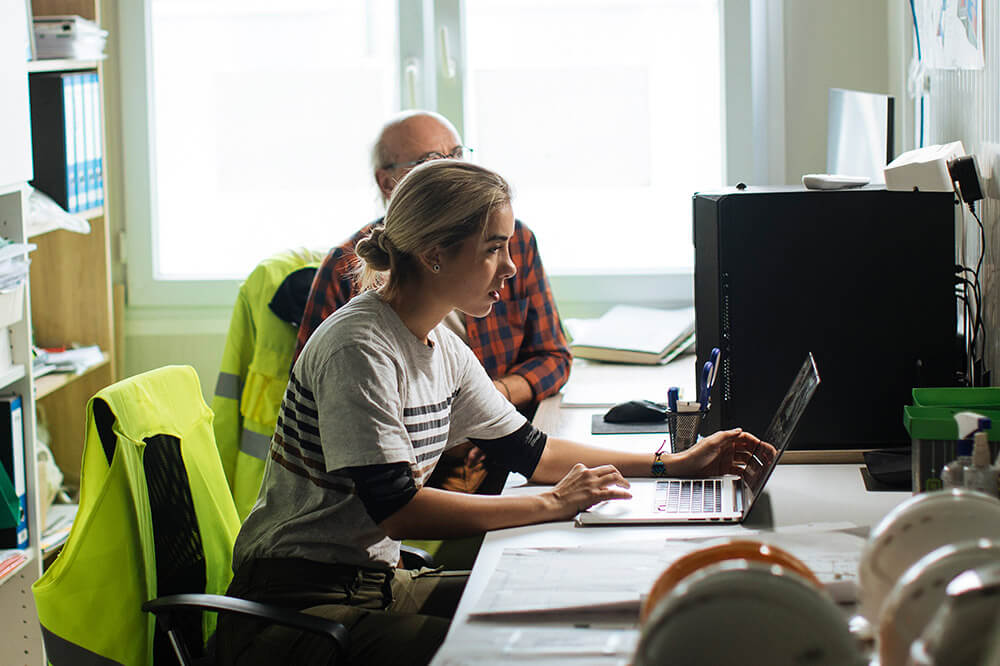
top-left (576, 353), bottom-right (821, 526)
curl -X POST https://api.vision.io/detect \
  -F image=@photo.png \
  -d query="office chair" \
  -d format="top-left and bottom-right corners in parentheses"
top-left (33, 365), bottom-right (350, 665)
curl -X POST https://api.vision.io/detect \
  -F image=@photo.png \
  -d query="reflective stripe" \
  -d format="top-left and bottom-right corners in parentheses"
top-left (41, 625), bottom-right (125, 666)
top-left (240, 428), bottom-right (272, 460)
top-left (214, 372), bottom-right (241, 401)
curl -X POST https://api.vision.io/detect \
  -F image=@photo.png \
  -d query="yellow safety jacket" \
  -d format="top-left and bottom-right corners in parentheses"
top-left (212, 248), bottom-right (325, 519)
top-left (33, 365), bottom-right (240, 666)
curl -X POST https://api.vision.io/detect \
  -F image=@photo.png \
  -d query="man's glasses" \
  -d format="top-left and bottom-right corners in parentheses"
top-left (383, 145), bottom-right (473, 170)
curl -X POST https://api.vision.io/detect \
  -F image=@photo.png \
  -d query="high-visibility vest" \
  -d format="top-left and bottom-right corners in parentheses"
top-left (33, 365), bottom-right (240, 666)
top-left (212, 248), bottom-right (324, 519)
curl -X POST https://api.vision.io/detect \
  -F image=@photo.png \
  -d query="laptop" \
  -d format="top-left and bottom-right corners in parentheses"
top-left (576, 353), bottom-right (821, 526)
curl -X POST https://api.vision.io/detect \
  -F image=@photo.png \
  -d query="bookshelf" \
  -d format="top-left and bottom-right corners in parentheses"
top-left (0, 0), bottom-right (117, 662)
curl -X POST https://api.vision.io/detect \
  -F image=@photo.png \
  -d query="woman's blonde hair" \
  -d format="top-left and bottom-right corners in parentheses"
top-left (354, 160), bottom-right (511, 296)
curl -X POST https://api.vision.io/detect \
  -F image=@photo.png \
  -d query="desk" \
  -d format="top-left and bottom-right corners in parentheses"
top-left (431, 361), bottom-right (910, 664)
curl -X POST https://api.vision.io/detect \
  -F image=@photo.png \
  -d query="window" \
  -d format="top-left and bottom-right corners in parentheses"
top-left (464, 0), bottom-right (722, 274)
top-left (120, 0), bottom-right (734, 308)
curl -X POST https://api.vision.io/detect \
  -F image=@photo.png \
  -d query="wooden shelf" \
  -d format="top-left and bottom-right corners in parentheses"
top-left (26, 58), bottom-right (101, 73)
top-left (34, 353), bottom-right (110, 400)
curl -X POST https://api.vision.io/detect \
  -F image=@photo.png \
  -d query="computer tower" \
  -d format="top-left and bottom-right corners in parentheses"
top-left (694, 186), bottom-right (958, 449)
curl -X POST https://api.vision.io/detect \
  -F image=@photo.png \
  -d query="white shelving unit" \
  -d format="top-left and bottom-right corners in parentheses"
top-left (0, 1), bottom-right (117, 662)
top-left (0, 186), bottom-right (45, 665)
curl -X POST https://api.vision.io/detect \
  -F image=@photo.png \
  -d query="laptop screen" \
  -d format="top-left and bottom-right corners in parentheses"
top-left (742, 353), bottom-right (822, 508)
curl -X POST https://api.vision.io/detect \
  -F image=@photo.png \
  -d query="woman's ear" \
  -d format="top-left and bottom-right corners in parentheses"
top-left (418, 248), bottom-right (443, 274)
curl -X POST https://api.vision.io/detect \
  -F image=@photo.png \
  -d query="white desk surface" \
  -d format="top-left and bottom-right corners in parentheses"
top-left (432, 359), bottom-right (911, 664)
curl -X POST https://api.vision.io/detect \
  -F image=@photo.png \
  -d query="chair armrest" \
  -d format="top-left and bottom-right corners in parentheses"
top-left (142, 593), bottom-right (349, 656)
top-left (400, 544), bottom-right (435, 569)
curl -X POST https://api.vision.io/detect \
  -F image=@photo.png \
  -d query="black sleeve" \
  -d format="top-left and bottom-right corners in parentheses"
top-left (344, 462), bottom-right (418, 524)
top-left (469, 422), bottom-right (548, 478)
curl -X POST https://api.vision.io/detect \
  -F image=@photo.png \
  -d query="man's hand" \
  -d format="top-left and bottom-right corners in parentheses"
top-left (669, 428), bottom-right (776, 482)
top-left (542, 463), bottom-right (632, 520)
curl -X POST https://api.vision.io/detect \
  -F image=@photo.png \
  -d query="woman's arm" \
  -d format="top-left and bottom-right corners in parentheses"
top-left (528, 429), bottom-right (773, 484)
top-left (378, 463), bottom-right (631, 539)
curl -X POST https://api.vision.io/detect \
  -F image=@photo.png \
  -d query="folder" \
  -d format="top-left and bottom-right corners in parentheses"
top-left (28, 73), bottom-right (81, 213)
top-left (90, 72), bottom-right (104, 208)
top-left (0, 395), bottom-right (27, 549)
top-left (73, 73), bottom-right (87, 212)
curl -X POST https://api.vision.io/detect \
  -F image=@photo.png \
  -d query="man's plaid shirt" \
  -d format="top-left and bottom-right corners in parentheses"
top-left (295, 218), bottom-right (571, 402)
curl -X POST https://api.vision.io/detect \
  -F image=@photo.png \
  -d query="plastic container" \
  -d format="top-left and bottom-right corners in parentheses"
top-left (964, 430), bottom-right (998, 497)
top-left (903, 395), bottom-right (1000, 492)
top-left (940, 439), bottom-right (973, 489)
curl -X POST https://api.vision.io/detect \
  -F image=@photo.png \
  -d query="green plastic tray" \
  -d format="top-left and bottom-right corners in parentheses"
top-left (911, 387), bottom-right (1000, 409)
top-left (903, 405), bottom-right (1000, 441)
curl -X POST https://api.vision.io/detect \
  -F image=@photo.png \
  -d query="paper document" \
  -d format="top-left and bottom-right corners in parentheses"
top-left (469, 526), bottom-right (867, 618)
top-left (40, 503), bottom-right (78, 554)
top-left (432, 626), bottom-right (637, 666)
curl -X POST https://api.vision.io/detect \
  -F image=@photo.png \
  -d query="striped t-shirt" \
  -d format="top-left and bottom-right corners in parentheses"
top-left (232, 290), bottom-right (526, 570)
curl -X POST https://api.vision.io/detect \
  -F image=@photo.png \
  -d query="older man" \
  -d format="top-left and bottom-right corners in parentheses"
top-left (295, 110), bottom-right (571, 494)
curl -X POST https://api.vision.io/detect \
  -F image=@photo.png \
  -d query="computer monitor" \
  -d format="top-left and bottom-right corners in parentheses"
top-left (826, 88), bottom-right (894, 184)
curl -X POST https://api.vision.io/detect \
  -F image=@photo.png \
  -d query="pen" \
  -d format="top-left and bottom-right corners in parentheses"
top-left (708, 347), bottom-right (721, 390)
top-left (698, 361), bottom-right (713, 409)
top-left (667, 386), bottom-right (679, 413)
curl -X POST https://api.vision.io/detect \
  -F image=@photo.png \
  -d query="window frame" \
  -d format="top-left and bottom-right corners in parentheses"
top-left (117, 0), bottom-right (763, 313)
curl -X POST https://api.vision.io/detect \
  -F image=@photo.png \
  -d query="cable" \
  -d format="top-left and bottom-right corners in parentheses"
top-left (909, 0), bottom-right (925, 147)
top-left (966, 205), bottom-right (989, 384)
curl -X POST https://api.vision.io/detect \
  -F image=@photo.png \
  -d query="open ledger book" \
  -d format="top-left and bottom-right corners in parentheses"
top-left (569, 305), bottom-right (695, 365)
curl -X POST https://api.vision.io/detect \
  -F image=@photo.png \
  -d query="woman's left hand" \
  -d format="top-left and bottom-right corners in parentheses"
top-left (669, 428), bottom-right (776, 483)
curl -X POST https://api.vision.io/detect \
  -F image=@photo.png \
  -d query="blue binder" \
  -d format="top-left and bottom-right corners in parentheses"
top-left (63, 76), bottom-right (77, 213)
top-left (91, 72), bottom-right (104, 208)
top-left (0, 396), bottom-right (27, 550)
top-left (72, 74), bottom-right (87, 213)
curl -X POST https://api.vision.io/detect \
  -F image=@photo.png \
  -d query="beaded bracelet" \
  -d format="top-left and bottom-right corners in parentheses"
top-left (652, 439), bottom-right (668, 477)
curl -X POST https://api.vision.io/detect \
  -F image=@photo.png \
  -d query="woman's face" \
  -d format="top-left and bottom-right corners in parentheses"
top-left (440, 203), bottom-right (517, 317)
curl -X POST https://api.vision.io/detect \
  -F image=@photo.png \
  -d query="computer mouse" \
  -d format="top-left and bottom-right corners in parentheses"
top-left (603, 399), bottom-right (668, 423)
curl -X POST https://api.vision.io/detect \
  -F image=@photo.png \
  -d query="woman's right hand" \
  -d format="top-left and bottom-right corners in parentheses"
top-left (543, 463), bottom-right (633, 521)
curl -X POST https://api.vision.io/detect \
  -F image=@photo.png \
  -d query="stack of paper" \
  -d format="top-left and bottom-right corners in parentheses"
top-left (0, 242), bottom-right (35, 291)
top-left (0, 549), bottom-right (27, 581)
top-left (34, 15), bottom-right (108, 60)
top-left (40, 503), bottom-right (78, 555)
top-left (33, 345), bottom-right (103, 377)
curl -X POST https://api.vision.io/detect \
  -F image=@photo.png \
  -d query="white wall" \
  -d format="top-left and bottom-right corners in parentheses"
top-left (780, 0), bottom-right (891, 183)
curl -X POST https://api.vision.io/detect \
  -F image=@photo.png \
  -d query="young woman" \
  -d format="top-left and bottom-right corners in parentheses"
top-left (217, 160), bottom-right (768, 665)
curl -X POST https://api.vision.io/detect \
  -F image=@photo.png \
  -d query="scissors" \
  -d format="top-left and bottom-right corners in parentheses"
top-left (698, 347), bottom-right (722, 409)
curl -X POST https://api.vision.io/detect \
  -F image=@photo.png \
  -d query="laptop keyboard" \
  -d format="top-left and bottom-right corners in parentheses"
top-left (655, 479), bottom-right (723, 513)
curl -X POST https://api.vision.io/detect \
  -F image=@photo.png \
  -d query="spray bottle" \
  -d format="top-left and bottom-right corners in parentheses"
top-left (942, 412), bottom-right (986, 489)
top-left (962, 414), bottom-right (996, 497)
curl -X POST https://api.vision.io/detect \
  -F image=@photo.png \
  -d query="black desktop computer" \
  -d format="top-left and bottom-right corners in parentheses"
top-left (693, 186), bottom-right (958, 449)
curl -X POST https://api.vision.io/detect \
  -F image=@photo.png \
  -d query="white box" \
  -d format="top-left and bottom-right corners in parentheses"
top-left (883, 141), bottom-right (965, 192)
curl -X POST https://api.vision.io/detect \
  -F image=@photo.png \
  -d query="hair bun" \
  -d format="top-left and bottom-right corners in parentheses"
top-left (356, 226), bottom-right (392, 272)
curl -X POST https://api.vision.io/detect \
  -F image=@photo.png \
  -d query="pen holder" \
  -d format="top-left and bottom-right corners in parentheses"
top-left (668, 410), bottom-right (707, 453)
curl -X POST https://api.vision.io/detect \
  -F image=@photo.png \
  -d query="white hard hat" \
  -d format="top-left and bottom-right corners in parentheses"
top-left (640, 539), bottom-right (823, 622)
top-left (879, 539), bottom-right (1000, 666)
top-left (858, 489), bottom-right (1000, 624)
top-left (908, 561), bottom-right (1000, 666)
top-left (635, 560), bottom-right (863, 666)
